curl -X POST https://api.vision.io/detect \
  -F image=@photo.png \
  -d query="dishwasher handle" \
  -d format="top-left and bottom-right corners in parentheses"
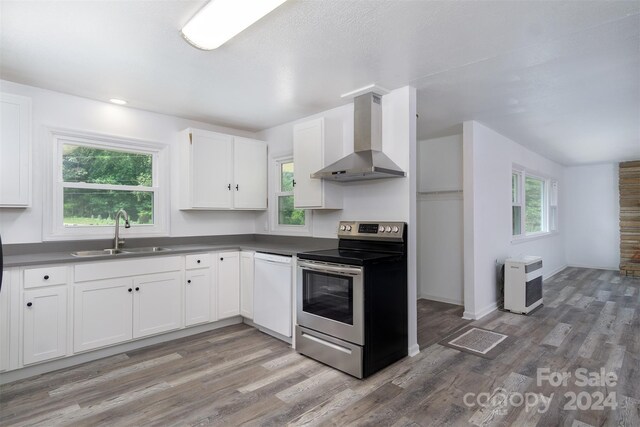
top-left (254, 252), bottom-right (292, 264)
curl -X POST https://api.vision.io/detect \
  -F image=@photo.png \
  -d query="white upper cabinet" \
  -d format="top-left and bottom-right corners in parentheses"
top-left (293, 118), bottom-right (342, 209)
top-left (180, 129), bottom-right (267, 210)
top-left (234, 138), bottom-right (267, 209)
top-left (0, 93), bottom-right (31, 207)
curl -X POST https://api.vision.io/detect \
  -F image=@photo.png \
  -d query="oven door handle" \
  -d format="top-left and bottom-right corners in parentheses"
top-left (297, 260), bottom-right (363, 276)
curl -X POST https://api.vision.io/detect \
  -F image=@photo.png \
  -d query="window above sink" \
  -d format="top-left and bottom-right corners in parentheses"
top-left (44, 128), bottom-right (170, 241)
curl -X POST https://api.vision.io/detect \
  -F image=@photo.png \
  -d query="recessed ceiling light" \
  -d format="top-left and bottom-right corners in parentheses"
top-left (181, 0), bottom-right (287, 50)
top-left (109, 98), bottom-right (127, 105)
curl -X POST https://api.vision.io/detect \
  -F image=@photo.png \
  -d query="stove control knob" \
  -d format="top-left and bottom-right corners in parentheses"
top-left (339, 225), bottom-right (346, 231)
top-left (385, 226), bottom-right (392, 233)
top-left (346, 225), bottom-right (352, 231)
top-left (392, 226), bottom-right (399, 233)
top-left (378, 225), bottom-right (384, 232)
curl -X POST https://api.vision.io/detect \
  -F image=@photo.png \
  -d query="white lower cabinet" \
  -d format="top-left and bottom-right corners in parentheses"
top-left (217, 251), bottom-right (240, 319)
top-left (74, 272), bottom-right (181, 352)
top-left (185, 268), bottom-right (211, 326)
top-left (73, 279), bottom-right (133, 353)
top-left (240, 251), bottom-right (254, 319)
top-left (23, 286), bottom-right (67, 365)
top-left (133, 272), bottom-right (182, 339)
top-left (0, 270), bottom-right (10, 372)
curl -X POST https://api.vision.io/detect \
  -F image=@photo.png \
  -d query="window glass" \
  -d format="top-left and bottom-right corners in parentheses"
top-left (512, 173), bottom-right (519, 204)
top-left (63, 188), bottom-right (153, 226)
top-left (525, 176), bottom-right (545, 233)
top-left (278, 195), bottom-right (305, 226)
top-left (63, 144), bottom-right (152, 186)
top-left (280, 161), bottom-right (294, 192)
top-left (512, 206), bottom-right (522, 235)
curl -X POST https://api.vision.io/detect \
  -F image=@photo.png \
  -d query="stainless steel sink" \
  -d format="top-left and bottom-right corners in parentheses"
top-left (122, 247), bottom-right (172, 253)
top-left (71, 249), bottom-right (127, 257)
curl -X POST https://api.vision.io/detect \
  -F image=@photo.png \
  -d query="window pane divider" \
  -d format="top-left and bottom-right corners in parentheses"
top-left (62, 182), bottom-right (156, 192)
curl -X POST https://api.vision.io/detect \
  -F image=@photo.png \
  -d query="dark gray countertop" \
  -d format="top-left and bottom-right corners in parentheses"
top-left (2, 234), bottom-right (337, 267)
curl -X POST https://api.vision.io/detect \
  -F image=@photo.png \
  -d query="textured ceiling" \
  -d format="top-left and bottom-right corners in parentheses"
top-left (1, 0), bottom-right (638, 165)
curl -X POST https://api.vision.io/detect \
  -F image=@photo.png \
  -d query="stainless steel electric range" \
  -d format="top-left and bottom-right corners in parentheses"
top-left (296, 221), bottom-right (408, 378)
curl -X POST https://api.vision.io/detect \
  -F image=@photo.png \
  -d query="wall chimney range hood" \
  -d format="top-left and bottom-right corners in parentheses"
top-left (311, 92), bottom-right (406, 182)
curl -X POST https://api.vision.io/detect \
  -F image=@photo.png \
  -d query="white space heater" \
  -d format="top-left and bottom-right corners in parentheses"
top-left (504, 256), bottom-right (543, 314)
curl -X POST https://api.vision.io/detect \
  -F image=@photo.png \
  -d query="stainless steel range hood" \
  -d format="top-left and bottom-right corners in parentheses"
top-left (311, 92), bottom-right (406, 182)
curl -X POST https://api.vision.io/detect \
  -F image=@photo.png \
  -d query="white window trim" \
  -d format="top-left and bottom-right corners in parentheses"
top-left (43, 127), bottom-right (170, 241)
top-left (511, 165), bottom-right (558, 243)
top-left (270, 154), bottom-right (312, 235)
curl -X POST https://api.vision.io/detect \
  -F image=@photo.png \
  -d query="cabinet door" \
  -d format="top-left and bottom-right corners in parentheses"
top-left (217, 251), bottom-right (240, 319)
top-left (185, 269), bottom-right (211, 326)
top-left (0, 93), bottom-right (31, 207)
top-left (133, 272), bottom-right (182, 338)
top-left (74, 279), bottom-right (133, 353)
top-left (23, 287), bottom-right (67, 364)
top-left (190, 130), bottom-right (233, 209)
top-left (0, 271), bottom-right (10, 371)
top-left (293, 118), bottom-right (323, 208)
top-left (240, 252), bottom-right (254, 319)
top-left (233, 137), bottom-right (267, 209)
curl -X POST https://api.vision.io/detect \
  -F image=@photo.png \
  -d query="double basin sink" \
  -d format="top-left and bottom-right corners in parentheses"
top-left (71, 247), bottom-right (172, 257)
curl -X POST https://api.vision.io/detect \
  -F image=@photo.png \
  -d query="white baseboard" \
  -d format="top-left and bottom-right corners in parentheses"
top-left (462, 301), bottom-right (498, 320)
top-left (0, 317), bottom-right (243, 385)
top-left (408, 343), bottom-right (420, 357)
top-left (418, 293), bottom-right (463, 306)
top-left (566, 264), bottom-right (619, 271)
top-left (544, 265), bottom-right (568, 280)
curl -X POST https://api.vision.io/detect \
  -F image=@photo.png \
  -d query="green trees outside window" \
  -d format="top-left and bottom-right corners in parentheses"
top-left (62, 145), bottom-right (154, 226)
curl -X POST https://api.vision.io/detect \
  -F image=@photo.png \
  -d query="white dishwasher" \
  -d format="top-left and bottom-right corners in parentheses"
top-left (253, 252), bottom-right (293, 338)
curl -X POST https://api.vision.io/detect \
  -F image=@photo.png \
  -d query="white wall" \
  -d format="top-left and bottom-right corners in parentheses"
top-left (256, 86), bottom-right (420, 355)
top-left (417, 135), bottom-right (464, 305)
top-left (0, 80), bottom-right (260, 244)
top-left (564, 164), bottom-right (620, 269)
top-left (463, 121), bottom-right (566, 320)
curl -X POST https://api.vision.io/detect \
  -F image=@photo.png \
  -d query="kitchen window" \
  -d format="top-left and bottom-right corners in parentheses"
top-left (46, 129), bottom-right (168, 239)
top-left (512, 167), bottom-right (557, 240)
top-left (272, 156), bottom-right (310, 233)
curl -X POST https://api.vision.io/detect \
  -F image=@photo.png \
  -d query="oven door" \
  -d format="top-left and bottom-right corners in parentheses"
top-left (296, 260), bottom-right (364, 345)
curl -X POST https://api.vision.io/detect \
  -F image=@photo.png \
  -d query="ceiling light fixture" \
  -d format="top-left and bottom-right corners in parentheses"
top-left (109, 98), bottom-right (127, 105)
top-left (181, 0), bottom-right (287, 50)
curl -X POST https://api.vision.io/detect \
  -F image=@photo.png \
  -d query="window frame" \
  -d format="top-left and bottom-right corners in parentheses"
top-left (44, 128), bottom-right (169, 240)
top-left (511, 166), bottom-right (558, 242)
top-left (270, 155), bottom-right (311, 235)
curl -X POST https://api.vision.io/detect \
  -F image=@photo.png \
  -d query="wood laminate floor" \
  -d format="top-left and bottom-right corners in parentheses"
top-left (417, 298), bottom-right (470, 349)
top-left (1, 267), bottom-right (639, 426)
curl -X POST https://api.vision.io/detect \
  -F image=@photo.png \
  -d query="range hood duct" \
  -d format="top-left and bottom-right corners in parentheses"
top-left (311, 92), bottom-right (406, 182)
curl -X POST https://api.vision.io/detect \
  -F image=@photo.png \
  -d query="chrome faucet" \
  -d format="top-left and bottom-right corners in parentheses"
top-left (113, 209), bottom-right (131, 250)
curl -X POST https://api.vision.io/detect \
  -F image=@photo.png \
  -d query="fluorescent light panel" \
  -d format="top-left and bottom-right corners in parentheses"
top-left (109, 98), bottom-right (127, 105)
top-left (181, 0), bottom-right (287, 50)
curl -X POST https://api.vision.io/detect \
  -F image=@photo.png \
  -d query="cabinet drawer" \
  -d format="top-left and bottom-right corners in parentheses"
top-left (24, 265), bottom-right (68, 288)
top-left (185, 253), bottom-right (210, 269)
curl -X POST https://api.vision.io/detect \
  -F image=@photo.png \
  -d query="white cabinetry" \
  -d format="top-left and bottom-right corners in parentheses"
top-left (0, 93), bottom-right (31, 207)
top-left (185, 254), bottom-right (212, 327)
top-left (74, 279), bottom-right (133, 353)
top-left (23, 287), bottom-right (67, 365)
top-left (73, 257), bottom-right (183, 353)
top-left (180, 129), bottom-right (267, 210)
top-left (132, 272), bottom-right (182, 338)
top-left (293, 117), bottom-right (342, 209)
top-left (240, 251), bottom-right (254, 319)
top-left (234, 138), bottom-right (267, 209)
top-left (0, 270), bottom-right (9, 371)
top-left (217, 251), bottom-right (240, 319)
